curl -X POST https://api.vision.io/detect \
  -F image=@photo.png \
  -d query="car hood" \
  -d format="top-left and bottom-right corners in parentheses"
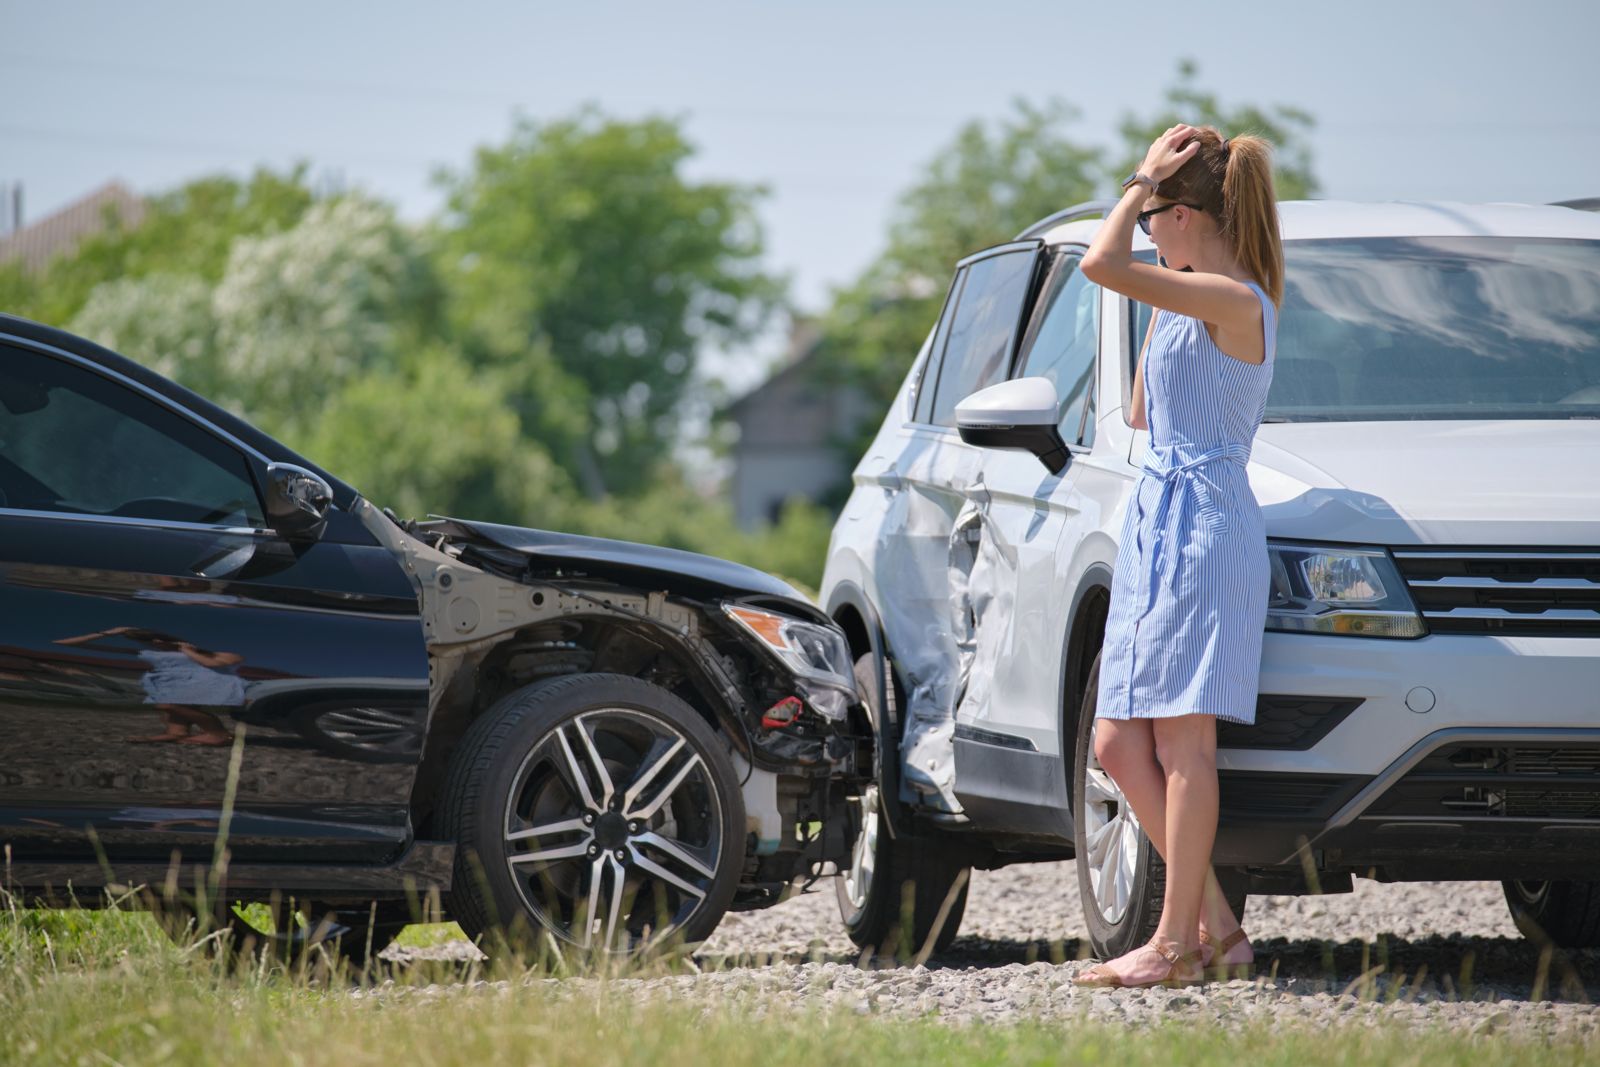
top-left (423, 517), bottom-right (816, 608)
top-left (1248, 420), bottom-right (1600, 546)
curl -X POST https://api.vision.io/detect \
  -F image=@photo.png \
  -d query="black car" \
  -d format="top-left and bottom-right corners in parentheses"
top-left (0, 313), bottom-right (874, 962)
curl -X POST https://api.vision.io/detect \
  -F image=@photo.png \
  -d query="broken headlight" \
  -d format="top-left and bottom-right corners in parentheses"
top-left (722, 604), bottom-right (856, 721)
top-left (1265, 541), bottom-right (1425, 638)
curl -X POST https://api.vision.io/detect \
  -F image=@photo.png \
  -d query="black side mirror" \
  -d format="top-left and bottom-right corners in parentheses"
top-left (262, 463), bottom-right (332, 541)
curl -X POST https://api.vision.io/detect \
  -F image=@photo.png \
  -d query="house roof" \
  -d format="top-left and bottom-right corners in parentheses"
top-left (0, 181), bottom-right (146, 273)
top-left (723, 315), bottom-right (825, 418)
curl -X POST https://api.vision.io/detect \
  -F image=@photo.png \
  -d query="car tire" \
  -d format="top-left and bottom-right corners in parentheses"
top-left (834, 652), bottom-right (969, 959)
top-left (1502, 879), bottom-right (1600, 948)
top-left (438, 673), bottom-right (745, 957)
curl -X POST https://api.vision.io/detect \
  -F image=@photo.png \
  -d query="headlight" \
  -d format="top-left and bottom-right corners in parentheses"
top-left (722, 604), bottom-right (856, 720)
top-left (1266, 542), bottom-right (1425, 638)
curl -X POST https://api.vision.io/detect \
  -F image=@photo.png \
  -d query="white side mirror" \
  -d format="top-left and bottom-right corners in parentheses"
top-left (954, 377), bottom-right (1070, 475)
top-left (955, 377), bottom-right (1060, 429)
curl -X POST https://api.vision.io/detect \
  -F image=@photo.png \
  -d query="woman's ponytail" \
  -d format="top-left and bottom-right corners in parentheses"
top-left (1220, 134), bottom-right (1284, 308)
top-left (1155, 126), bottom-right (1285, 307)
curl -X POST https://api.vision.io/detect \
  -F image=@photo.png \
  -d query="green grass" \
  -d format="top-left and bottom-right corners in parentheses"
top-left (4, 898), bottom-right (1596, 1067)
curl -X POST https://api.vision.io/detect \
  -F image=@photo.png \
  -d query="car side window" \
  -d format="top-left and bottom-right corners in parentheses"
top-left (914, 267), bottom-right (968, 424)
top-left (0, 347), bottom-right (265, 527)
top-left (929, 249), bottom-right (1038, 427)
top-left (1016, 252), bottom-right (1099, 447)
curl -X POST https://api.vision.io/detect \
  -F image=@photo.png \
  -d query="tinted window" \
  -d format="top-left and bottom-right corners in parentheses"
top-left (914, 268), bottom-right (967, 424)
top-left (1017, 253), bottom-right (1098, 446)
top-left (0, 348), bottom-right (264, 526)
top-left (930, 249), bottom-right (1038, 426)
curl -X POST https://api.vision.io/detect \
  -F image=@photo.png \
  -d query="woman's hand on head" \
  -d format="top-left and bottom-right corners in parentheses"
top-left (1140, 124), bottom-right (1201, 184)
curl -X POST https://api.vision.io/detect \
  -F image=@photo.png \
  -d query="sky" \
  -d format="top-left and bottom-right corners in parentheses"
top-left (3, 0), bottom-right (1596, 390)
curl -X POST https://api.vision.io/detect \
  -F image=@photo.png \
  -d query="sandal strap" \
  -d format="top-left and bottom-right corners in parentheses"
top-left (1146, 937), bottom-right (1204, 967)
top-left (1200, 927), bottom-right (1249, 954)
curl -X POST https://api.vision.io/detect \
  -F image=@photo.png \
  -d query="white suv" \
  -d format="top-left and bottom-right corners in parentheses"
top-left (820, 199), bottom-right (1600, 960)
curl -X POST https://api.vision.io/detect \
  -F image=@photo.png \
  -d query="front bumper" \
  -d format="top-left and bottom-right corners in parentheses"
top-left (1210, 632), bottom-right (1600, 878)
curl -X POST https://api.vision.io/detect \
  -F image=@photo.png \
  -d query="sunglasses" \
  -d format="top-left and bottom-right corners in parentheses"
top-left (1137, 201), bottom-right (1204, 236)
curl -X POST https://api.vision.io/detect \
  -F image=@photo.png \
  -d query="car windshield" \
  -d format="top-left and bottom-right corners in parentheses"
top-left (1135, 237), bottom-right (1600, 422)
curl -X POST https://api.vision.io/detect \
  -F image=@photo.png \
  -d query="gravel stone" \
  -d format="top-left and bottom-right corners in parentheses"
top-left (378, 862), bottom-right (1599, 1033)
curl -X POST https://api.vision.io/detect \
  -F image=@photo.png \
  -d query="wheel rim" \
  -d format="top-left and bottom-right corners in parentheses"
top-left (841, 783), bottom-right (880, 911)
top-left (502, 708), bottom-right (724, 953)
top-left (1081, 749), bottom-right (1142, 926)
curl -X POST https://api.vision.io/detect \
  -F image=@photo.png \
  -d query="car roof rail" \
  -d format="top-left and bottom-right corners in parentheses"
top-left (1014, 199), bottom-right (1121, 240)
top-left (1551, 196), bottom-right (1600, 212)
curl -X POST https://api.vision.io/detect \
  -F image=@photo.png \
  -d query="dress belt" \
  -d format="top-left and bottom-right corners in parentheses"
top-left (1133, 442), bottom-right (1251, 619)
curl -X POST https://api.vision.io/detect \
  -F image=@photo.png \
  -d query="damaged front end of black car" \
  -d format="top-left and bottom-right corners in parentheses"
top-left (0, 312), bottom-right (873, 962)
top-left (369, 512), bottom-right (876, 945)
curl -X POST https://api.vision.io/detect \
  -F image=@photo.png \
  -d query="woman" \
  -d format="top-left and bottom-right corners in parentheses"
top-left (1071, 124), bottom-right (1283, 988)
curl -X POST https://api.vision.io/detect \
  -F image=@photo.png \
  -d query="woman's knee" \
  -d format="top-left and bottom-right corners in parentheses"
top-left (1151, 715), bottom-right (1218, 769)
top-left (1093, 720), bottom-right (1152, 774)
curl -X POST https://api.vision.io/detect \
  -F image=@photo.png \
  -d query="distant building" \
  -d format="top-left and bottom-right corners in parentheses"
top-left (725, 317), bottom-right (875, 530)
top-left (0, 181), bottom-right (146, 274)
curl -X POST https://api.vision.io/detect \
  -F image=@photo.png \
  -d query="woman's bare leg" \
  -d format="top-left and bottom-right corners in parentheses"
top-left (1149, 714), bottom-right (1220, 952)
top-left (1092, 717), bottom-right (1242, 938)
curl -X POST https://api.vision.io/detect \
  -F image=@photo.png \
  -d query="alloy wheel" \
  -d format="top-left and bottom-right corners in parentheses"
top-left (502, 708), bottom-right (724, 953)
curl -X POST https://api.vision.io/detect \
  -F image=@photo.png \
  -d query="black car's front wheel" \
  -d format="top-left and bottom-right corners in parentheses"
top-left (439, 673), bottom-right (745, 957)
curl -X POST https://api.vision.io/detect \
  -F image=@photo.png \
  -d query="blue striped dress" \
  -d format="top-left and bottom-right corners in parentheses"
top-left (1095, 279), bottom-right (1277, 725)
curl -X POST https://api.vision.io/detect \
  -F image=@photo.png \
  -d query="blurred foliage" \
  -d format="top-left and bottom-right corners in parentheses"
top-left (812, 97), bottom-right (1102, 430)
top-left (433, 107), bottom-right (783, 498)
top-left (0, 167), bottom-right (315, 327)
top-left (6, 79), bottom-right (1315, 591)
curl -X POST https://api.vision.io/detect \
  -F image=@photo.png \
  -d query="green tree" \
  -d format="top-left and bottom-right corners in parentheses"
top-left (812, 98), bottom-right (1105, 445)
top-left (299, 345), bottom-right (573, 526)
top-left (434, 107), bottom-right (783, 498)
top-left (1112, 58), bottom-right (1320, 200)
top-left (71, 195), bottom-right (441, 438)
top-left (0, 167), bottom-right (317, 328)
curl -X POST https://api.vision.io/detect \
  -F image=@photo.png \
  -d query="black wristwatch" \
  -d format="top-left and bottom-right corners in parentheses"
top-left (1120, 171), bottom-right (1157, 194)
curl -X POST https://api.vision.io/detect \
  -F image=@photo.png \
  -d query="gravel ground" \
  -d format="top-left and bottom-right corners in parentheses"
top-left (380, 862), bottom-right (1600, 1036)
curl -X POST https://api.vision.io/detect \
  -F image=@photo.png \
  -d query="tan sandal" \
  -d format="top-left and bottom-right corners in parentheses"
top-left (1072, 936), bottom-right (1207, 989)
top-left (1198, 927), bottom-right (1253, 975)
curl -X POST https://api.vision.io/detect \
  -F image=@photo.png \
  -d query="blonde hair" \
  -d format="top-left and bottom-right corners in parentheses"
top-left (1153, 127), bottom-right (1284, 308)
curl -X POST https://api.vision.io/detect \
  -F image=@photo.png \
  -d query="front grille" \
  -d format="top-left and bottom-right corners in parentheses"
top-left (1217, 772), bottom-right (1370, 821)
top-left (1363, 742), bottom-right (1600, 822)
top-left (1392, 549), bottom-right (1600, 635)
